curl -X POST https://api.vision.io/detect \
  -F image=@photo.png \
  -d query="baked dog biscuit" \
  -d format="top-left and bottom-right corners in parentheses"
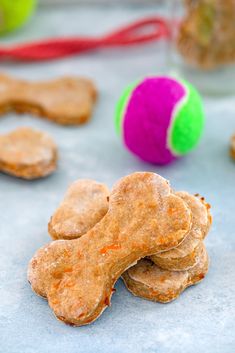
top-left (48, 183), bottom-right (211, 271)
top-left (0, 127), bottom-right (57, 179)
top-left (122, 243), bottom-right (209, 303)
top-left (28, 172), bottom-right (192, 326)
top-left (150, 192), bottom-right (212, 271)
top-left (0, 73), bottom-right (97, 125)
top-left (48, 179), bottom-right (109, 240)
top-left (230, 134), bottom-right (235, 160)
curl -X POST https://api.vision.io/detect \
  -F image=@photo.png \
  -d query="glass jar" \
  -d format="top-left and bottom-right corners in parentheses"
top-left (170, 0), bottom-right (235, 95)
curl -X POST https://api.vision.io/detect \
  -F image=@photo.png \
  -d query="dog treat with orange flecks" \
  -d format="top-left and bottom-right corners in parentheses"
top-left (48, 180), bottom-right (212, 271)
top-left (28, 172), bottom-right (192, 326)
top-left (0, 73), bottom-right (97, 125)
top-left (177, 0), bottom-right (235, 69)
top-left (122, 243), bottom-right (209, 303)
top-left (48, 179), bottom-right (110, 240)
top-left (0, 127), bottom-right (57, 179)
top-left (150, 192), bottom-right (212, 271)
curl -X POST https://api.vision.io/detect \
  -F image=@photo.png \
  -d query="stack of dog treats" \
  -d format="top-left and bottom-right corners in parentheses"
top-left (28, 172), bottom-right (212, 326)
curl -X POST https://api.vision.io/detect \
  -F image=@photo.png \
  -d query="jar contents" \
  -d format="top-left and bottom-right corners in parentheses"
top-left (172, 0), bottom-right (235, 94)
top-left (177, 0), bottom-right (235, 69)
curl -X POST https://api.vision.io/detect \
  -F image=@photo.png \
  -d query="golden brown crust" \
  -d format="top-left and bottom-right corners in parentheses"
top-left (122, 243), bottom-right (209, 303)
top-left (48, 179), bottom-right (110, 240)
top-left (0, 127), bottom-right (57, 179)
top-left (28, 172), bottom-right (192, 326)
top-left (150, 192), bottom-right (212, 271)
top-left (48, 183), bottom-right (212, 272)
top-left (0, 73), bottom-right (97, 125)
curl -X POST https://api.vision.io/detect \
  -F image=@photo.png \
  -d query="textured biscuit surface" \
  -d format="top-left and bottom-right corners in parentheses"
top-left (28, 172), bottom-right (191, 326)
top-left (150, 192), bottom-right (212, 271)
top-left (0, 127), bottom-right (57, 179)
top-left (122, 243), bottom-right (209, 303)
top-left (48, 182), bottom-right (211, 271)
top-left (48, 179), bottom-right (109, 240)
top-left (0, 73), bottom-right (97, 125)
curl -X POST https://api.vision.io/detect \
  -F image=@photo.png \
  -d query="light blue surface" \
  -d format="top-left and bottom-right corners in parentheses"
top-left (0, 4), bottom-right (234, 353)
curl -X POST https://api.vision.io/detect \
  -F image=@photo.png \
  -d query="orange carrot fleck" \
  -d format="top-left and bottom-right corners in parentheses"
top-left (66, 280), bottom-right (75, 288)
top-left (100, 243), bottom-right (121, 255)
top-left (168, 207), bottom-right (176, 215)
top-left (63, 267), bottom-right (73, 273)
top-left (50, 298), bottom-right (59, 305)
top-left (159, 275), bottom-right (166, 283)
top-left (77, 250), bottom-right (83, 258)
top-left (53, 280), bottom-right (61, 290)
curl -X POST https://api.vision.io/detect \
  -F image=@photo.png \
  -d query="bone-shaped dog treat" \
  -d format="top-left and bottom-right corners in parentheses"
top-left (48, 179), bottom-right (110, 240)
top-left (0, 73), bottom-right (97, 125)
top-left (49, 182), bottom-right (211, 271)
top-left (46, 181), bottom-right (211, 306)
top-left (122, 243), bottom-right (209, 303)
top-left (0, 127), bottom-right (57, 179)
top-left (28, 172), bottom-right (192, 326)
top-left (150, 192), bottom-right (212, 271)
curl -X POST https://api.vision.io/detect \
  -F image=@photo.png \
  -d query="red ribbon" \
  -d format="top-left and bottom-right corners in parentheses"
top-left (0, 17), bottom-right (170, 61)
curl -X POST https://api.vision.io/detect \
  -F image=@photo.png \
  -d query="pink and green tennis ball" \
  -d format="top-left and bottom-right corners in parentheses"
top-left (0, 0), bottom-right (36, 35)
top-left (115, 76), bottom-right (205, 165)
